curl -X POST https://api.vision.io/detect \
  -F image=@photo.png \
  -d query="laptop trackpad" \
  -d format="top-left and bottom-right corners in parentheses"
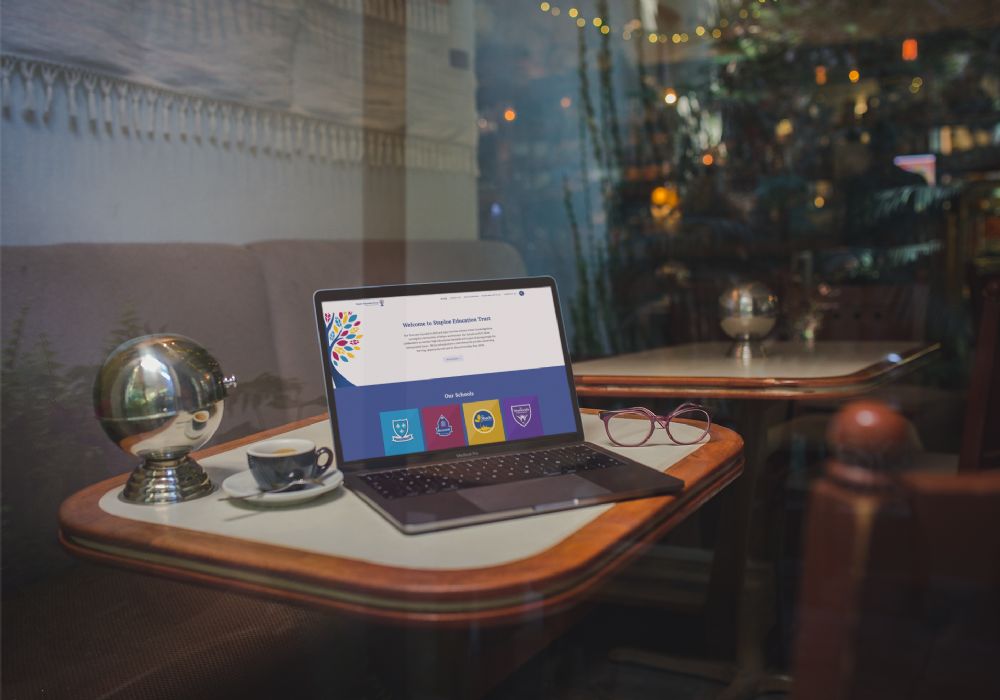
top-left (460, 475), bottom-right (610, 513)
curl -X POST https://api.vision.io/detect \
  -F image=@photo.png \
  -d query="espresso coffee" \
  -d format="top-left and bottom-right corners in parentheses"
top-left (246, 438), bottom-right (334, 491)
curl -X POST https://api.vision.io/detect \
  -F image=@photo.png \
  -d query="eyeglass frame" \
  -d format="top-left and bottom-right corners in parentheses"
top-left (598, 403), bottom-right (712, 447)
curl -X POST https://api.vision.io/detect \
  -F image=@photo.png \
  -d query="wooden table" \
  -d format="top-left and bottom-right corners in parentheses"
top-left (59, 410), bottom-right (743, 695)
top-left (573, 340), bottom-right (940, 699)
top-left (574, 340), bottom-right (940, 401)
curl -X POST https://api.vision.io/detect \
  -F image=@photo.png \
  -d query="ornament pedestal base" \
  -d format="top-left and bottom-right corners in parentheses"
top-left (122, 456), bottom-right (214, 504)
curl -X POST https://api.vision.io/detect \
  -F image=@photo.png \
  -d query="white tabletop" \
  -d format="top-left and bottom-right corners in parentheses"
top-left (574, 340), bottom-right (924, 380)
top-left (98, 413), bottom-right (706, 571)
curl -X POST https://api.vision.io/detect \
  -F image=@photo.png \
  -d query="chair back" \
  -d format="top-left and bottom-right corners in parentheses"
top-left (792, 401), bottom-right (1000, 700)
top-left (817, 284), bottom-right (929, 341)
top-left (959, 278), bottom-right (1000, 471)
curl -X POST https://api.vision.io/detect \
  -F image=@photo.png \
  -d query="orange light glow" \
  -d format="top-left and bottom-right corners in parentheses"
top-left (650, 185), bottom-right (679, 208)
top-left (902, 38), bottom-right (918, 61)
top-left (560, 96), bottom-right (572, 109)
top-left (814, 65), bottom-right (827, 85)
top-left (702, 154), bottom-right (714, 166)
top-left (848, 69), bottom-right (860, 83)
top-left (663, 89), bottom-right (678, 105)
top-left (503, 108), bottom-right (517, 122)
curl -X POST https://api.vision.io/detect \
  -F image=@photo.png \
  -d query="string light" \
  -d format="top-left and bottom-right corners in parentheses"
top-left (848, 69), bottom-right (861, 83)
top-left (663, 88), bottom-right (678, 105)
top-left (902, 38), bottom-right (918, 61)
top-left (503, 108), bottom-right (517, 122)
top-left (702, 153), bottom-right (714, 166)
top-left (814, 196), bottom-right (825, 208)
top-left (538, 6), bottom-right (763, 43)
top-left (560, 96), bottom-right (572, 108)
top-left (814, 65), bottom-right (827, 85)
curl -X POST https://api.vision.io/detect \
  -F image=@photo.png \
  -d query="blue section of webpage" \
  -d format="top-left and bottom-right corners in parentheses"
top-left (333, 365), bottom-right (577, 463)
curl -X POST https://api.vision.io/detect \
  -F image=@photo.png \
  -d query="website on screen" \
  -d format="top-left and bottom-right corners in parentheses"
top-left (321, 286), bottom-right (577, 462)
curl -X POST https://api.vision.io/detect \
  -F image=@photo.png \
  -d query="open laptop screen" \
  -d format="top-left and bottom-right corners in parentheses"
top-left (316, 279), bottom-right (580, 469)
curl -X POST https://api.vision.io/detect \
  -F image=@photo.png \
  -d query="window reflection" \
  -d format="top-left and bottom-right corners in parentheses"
top-left (476, 0), bottom-right (999, 359)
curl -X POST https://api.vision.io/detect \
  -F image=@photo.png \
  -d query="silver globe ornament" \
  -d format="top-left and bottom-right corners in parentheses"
top-left (94, 334), bottom-right (237, 504)
top-left (719, 282), bottom-right (779, 360)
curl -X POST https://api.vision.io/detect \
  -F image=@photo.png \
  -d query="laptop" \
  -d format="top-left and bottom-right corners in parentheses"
top-left (313, 276), bottom-right (683, 533)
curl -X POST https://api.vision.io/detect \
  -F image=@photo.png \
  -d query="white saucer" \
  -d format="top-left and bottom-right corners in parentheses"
top-left (221, 469), bottom-right (344, 506)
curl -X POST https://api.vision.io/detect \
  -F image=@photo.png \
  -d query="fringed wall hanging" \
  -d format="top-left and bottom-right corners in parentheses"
top-left (0, 0), bottom-right (475, 174)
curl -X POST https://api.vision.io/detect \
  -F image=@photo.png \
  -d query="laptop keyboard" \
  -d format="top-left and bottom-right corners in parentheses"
top-left (360, 443), bottom-right (626, 500)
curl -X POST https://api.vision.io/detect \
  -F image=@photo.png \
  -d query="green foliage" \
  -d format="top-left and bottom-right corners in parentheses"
top-left (865, 184), bottom-right (962, 225)
top-left (1, 307), bottom-right (107, 588)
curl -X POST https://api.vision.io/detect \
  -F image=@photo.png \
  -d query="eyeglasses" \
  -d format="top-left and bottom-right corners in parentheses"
top-left (598, 403), bottom-right (712, 447)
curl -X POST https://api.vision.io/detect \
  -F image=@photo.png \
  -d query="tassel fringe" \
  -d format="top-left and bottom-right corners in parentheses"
top-left (0, 53), bottom-right (475, 174)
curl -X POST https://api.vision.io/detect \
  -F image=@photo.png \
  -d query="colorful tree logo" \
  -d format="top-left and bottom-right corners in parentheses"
top-left (325, 311), bottom-right (362, 387)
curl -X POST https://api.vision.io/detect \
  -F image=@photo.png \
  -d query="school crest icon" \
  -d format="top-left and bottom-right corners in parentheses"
top-left (462, 400), bottom-right (506, 446)
top-left (501, 396), bottom-right (543, 440)
top-left (472, 409), bottom-right (496, 434)
top-left (435, 415), bottom-right (453, 437)
top-left (391, 418), bottom-right (414, 442)
top-left (510, 404), bottom-right (532, 428)
top-left (379, 409), bottom-right (425, 455)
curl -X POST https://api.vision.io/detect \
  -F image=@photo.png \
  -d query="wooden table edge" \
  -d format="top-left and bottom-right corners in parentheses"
top-left (574, 342), bottom-right (940, 400)
top-left (59, 411), bottom-right (743, 626)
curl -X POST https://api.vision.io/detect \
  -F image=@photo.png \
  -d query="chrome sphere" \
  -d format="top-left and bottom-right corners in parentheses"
top-left (94, 334), bottom-right (237, 504)
top-left (719, 282), bottom-right (779, 359)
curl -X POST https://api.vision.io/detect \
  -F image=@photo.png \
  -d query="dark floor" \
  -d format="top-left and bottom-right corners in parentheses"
top-left (488, 603), bottom-right (791, 700)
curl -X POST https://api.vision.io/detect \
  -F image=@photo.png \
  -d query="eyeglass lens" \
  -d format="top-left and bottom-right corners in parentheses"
top-left (604, 410), bottom-right (655, 446)
top-left (665, 407), bottom-right (711, 445)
